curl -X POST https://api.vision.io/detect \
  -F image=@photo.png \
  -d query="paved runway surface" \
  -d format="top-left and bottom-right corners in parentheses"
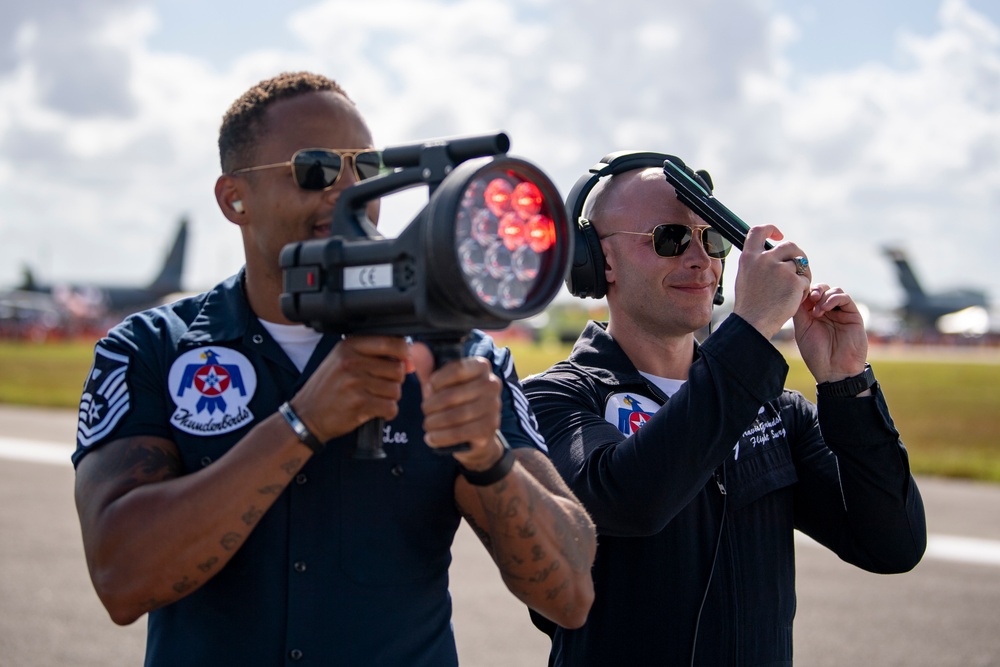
top-left (1, 404), bottom-right (999, 666)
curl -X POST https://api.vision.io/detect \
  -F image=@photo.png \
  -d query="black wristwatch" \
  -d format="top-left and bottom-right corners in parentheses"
top-left (459, 431), bottom-right (516, 486)
top-left (816, 363), bottom-right (876, 398)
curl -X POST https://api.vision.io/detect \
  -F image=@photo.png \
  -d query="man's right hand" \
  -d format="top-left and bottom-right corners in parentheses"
top-left (732, 225), bottom-right (813, 340)
top-left (292, 336), bottom-right (412, 443)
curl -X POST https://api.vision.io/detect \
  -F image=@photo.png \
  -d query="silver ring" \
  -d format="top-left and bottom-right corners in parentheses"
top-left (793, 256), bottom-right (809, 276)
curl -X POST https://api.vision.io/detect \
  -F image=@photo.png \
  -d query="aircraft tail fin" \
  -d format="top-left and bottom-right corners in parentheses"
top-left (148, 218), bottom-right (188, 293)
top-left (18, 265), bottom-right (38, 292)
top-left (883, 246), bottom-right (925, 299)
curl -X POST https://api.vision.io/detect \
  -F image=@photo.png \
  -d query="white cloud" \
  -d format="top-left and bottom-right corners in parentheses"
top-left (0, 0), bottom-right (997, 316)
top-left (719, 0), bottom-right (1000, 306)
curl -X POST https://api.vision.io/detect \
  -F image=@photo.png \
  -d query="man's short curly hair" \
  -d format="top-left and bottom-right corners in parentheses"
top-left (218, 71), bottom-right (352, 174)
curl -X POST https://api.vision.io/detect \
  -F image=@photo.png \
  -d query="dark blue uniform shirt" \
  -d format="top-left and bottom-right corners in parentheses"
top-left (73, 270), bottom-right (546, 667)
top-left (524, 317), bottom-right (926, 666)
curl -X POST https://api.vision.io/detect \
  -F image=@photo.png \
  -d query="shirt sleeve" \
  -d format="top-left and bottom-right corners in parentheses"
top-left (789, 384), bottom-right (927, 573)
top-left (72, 316), bottom-right (172, 467)
top-left (466, 331), bottom-right (547, 453)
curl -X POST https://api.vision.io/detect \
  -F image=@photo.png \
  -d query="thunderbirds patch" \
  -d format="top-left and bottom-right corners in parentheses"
top-left (167, 347), bottom-right (257, 436)
top-left (604, 393), bottom-right (661, 436)
top-left (77, 347), bottom-right (132, 447)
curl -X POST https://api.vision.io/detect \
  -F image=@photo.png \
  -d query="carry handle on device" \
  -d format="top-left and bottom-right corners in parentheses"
top-left (662, 159), bottom-right (772, 251)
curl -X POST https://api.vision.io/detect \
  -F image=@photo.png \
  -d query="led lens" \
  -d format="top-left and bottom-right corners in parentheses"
top-left (512, 246), bottom-right (540, 281)
top-left (511, 181), bottom-right (543, 218)
top-left (484, 179), bottom-right (513, 217)
top-left (453, 167), bottom-right (561, 311)
top-left (458, 238), bottom-right (486, 276)
top-left (485, 242), bottom-right (512, 279)
top-left (498, 276), bottom-right (528, 309)
top-left (470, 274), bottom-right (500, 305)
top-left (524, 215), bottom-right (555, 253)
top-left (499, 213), bottom-right (525, 251)
top-left (471, 208), bottom-right (499, 245)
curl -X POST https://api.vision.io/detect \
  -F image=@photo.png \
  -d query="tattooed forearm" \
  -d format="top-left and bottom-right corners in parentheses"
top-left (142, 597), bottom-right (169, 613)
top-left (545, 578), bottom-right (569, 601)
top-left (280, 459), bottom-right (303, 476)
top-left (512, 450), bottom-right (597, 575)
top-left (530, 559), bottom-right (560, 583)
top-left (220, 532), bottom-right (242, 551)
top-left (462, 509), bottom-right (494, 551)
top-left (172, 575), bottom-right (198, 595)
top-left (197, 556), bottom-right (219, 573)
top-left (501, 496), bottom-right (522, 520)
top-left (557, 506), bottom-right (598, 572)
top-left (258, 484), bottom-right (284, 496)
top-left (241, 506), bottom-right (264, 527)
top-left (457, 449), bottom-right (596, 625)
top-left (99, 440), bottom-right (183, 486)
top-left (481, 477), bottom-right (539, 540)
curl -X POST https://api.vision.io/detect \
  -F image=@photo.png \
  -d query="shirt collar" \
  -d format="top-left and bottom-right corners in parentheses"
top-left (568, 320), bottom-right (702, 387)
top-left (179, 268), bottom-right (250, 347)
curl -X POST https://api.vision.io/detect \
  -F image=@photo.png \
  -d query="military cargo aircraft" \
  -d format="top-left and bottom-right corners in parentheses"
top-left (882, 246), bottom-right (991, 335)
top-left (1, 218), bottom-right (188, 337)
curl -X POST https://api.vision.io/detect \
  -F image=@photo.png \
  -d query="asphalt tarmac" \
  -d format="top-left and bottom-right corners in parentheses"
top-left (1, 404), bottom-right (998, 666)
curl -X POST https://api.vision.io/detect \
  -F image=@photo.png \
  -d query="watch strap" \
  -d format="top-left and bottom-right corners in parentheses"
top-left (816, 363), bottom-right (876, 398)
top-left (278, 401), bottom-right (325, 453)
top-left (459, 431), bottom-right (516, 486)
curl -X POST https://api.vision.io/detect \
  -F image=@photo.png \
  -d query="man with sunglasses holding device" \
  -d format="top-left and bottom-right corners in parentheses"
top-left (523, 161), bottom-right (926, 665)
top-left (72, 71), bottom-right (596, 667)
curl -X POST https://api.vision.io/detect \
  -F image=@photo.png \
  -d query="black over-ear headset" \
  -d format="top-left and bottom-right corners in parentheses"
top-left (563, 151), bottom-right (725, 306)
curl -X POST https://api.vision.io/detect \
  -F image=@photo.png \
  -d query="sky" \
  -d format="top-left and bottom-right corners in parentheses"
top-left (2, 0), bottom-right (999, 314)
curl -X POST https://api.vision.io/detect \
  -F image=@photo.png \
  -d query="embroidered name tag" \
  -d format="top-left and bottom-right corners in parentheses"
top-left (734, 406), bottom-right (787, 460)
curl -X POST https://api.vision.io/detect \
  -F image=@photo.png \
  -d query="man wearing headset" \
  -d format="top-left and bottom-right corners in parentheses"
top-left (523, 155), bottom-right (926, 666)
top-left (72, 71), bottom-right (596, 666)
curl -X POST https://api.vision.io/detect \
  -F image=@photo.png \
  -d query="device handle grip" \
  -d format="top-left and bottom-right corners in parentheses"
top-left (427, 337), bottom-right (472, 455)
top-left (354, 417), bottom-right (387, 460)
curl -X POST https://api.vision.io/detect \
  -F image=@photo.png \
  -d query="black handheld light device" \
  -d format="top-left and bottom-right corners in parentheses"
top-left (279, 131), bottom-right (573, 458)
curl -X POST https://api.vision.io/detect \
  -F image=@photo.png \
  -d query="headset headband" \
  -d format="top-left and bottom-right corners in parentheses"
top-left (565, 151), bottom-right (687, 225)
top-left (563, 151), bottom-right (721, 301)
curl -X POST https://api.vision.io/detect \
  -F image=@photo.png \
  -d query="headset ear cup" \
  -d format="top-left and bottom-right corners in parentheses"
top-left (565, 218), bottom-right (607, 299)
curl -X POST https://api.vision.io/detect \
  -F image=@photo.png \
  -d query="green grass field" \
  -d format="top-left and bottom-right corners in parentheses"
top-left (2, 339), bottom-right (998, 482)
top-left (0, 340), bottom-right (96, 409)
top-left (509, 341), bottom-right (1000, 483)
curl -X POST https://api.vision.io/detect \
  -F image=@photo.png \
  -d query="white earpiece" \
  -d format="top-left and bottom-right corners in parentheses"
top-left (232, 200), bottom-right (245, 213)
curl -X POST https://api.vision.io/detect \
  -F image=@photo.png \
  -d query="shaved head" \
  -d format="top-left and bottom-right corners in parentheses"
top-left (583, 168), bottom-right (671, 235)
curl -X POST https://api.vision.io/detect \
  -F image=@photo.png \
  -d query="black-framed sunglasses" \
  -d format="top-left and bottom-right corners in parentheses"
top-left (231, 148), bottom-right (386, 190)
top-left (601, 223), bottom-right (732, 259)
